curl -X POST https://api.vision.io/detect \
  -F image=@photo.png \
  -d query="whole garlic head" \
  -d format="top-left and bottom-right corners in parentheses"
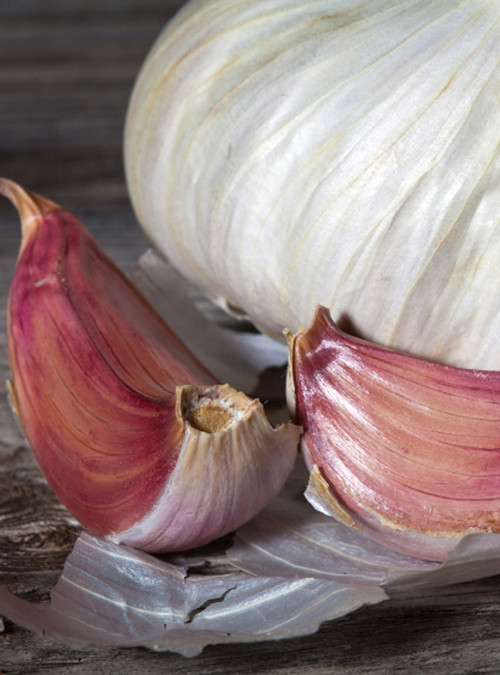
top-left (125, 0), bottom-right (500, 369)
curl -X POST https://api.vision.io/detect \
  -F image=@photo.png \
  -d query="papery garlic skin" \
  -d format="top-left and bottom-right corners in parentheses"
top-left (3, 179), bottom-right (299, 552)
top-left (288, 306), bottom-right (500, 562)
top-left (125, 0), bottom-right (500, 370)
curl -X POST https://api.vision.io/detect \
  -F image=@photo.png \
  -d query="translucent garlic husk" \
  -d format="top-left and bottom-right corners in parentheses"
top-left (125, 0), bottom-right (500, 370)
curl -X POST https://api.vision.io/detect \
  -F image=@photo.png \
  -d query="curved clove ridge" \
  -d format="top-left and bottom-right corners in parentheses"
top-left (2, 178), bottom-right (300, 553)
top-left (288, 306), bottom-right (500, 561)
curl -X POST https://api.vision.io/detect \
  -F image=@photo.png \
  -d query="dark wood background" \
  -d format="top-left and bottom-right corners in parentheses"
top-left (0, 1), bottom-right (499, 672)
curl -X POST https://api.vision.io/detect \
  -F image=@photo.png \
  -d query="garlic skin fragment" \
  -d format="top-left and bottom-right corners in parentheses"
top-left (125, 0), bottom-right (500, 370)
top-left (288, 306), bottom-right (500, 562)
top-left (2, 178), bottom-right (299, 552)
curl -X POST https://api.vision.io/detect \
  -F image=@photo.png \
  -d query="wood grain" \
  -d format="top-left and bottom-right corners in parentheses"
top-left (0, 1), bottom-right (499, 672)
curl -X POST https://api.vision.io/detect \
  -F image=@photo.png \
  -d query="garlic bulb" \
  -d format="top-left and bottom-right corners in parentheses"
top-left (287, 306), bottom-right (500, 562)
top-left (2, 179), bottom-right (299, 552)
top-left (125, 0), bottom-right (500, 370)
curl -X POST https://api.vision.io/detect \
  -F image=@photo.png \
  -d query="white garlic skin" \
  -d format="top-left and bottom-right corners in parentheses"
top-left (125, 0), bottom-right (500, 370)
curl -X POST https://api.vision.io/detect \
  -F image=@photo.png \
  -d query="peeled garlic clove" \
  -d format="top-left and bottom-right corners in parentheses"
top-left (2, 178), bottom-right (299, 552)
top-left (287, 306), bottom-right (500, 562)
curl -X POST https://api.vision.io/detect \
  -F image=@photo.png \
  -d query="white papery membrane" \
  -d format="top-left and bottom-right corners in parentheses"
top-left (0, 532), bottom-right (386, 656)
top-left (0, 469), bottom-right (499, 655)
top-left (1, 252), bottom-right (500, 654)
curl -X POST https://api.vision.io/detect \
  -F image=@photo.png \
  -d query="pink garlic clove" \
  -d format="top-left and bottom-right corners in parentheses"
top-left (288, 306), bottom-right (500, 561)
top-left (3, 178), bottom-right (300, 552)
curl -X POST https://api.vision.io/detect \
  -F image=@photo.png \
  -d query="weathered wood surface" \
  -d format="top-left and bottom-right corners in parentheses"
top-left (0, 1), bottom-right (499, 672)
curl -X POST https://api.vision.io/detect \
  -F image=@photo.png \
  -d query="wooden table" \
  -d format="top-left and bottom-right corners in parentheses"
top-left (0, 2), bottom-right (499, 672)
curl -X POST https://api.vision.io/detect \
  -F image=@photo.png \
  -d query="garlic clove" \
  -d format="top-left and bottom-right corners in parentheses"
top-left (2, 178), bottom-right (300, 552)
top-left (288, 306), bottom-right (500, 562)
